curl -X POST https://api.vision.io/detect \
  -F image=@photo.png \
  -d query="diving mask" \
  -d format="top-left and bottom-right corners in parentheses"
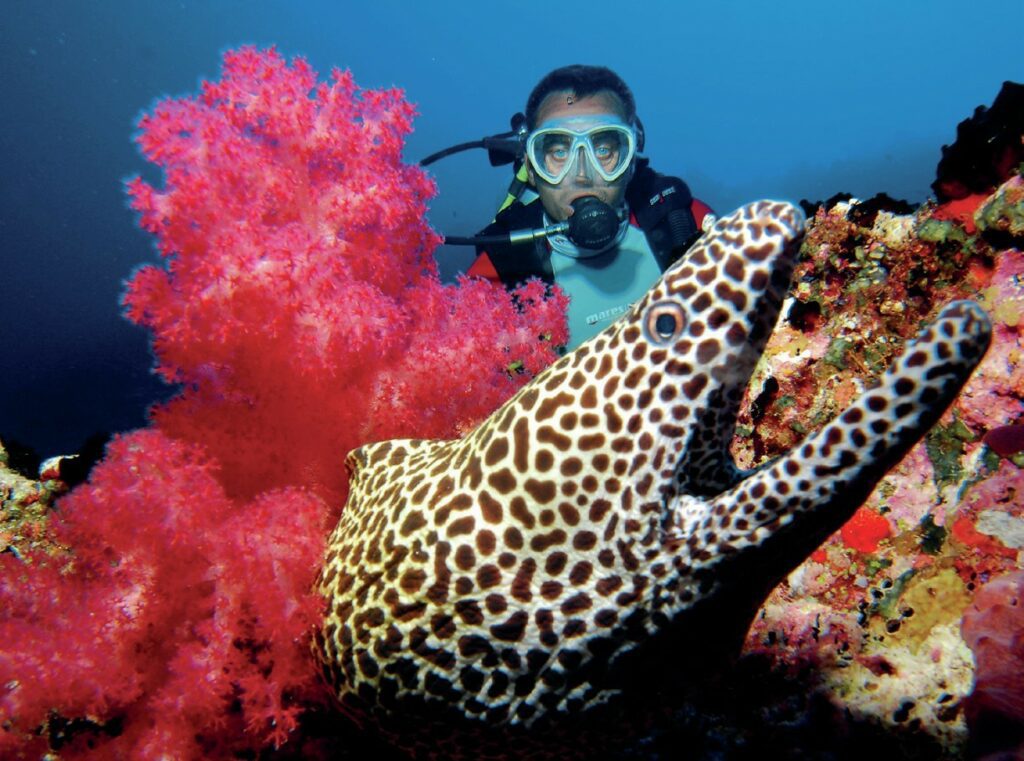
top-left (525, 117), bottom-right (637, 186)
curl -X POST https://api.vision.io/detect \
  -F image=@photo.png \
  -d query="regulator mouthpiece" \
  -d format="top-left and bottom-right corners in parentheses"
top-left (567, 197), bottom-right (622, 249)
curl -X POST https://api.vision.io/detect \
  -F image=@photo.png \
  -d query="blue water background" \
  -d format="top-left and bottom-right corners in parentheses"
top-left (2, 0), bottom-right (1022, 456)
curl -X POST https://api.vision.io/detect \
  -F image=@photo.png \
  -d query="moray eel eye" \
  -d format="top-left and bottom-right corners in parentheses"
top-left (644, 302), bottom-right (687, 343)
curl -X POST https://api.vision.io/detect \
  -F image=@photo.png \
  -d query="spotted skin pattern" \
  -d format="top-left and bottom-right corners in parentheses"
top-left (315, 201), bottom-right (991, 759)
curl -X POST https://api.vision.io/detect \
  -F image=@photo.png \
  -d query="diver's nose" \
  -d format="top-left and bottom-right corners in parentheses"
top-left (571, 146), bottom-right (594, 184)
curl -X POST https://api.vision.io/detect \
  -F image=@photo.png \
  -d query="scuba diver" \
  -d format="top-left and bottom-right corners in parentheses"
top-left (427, 65), bottom-right (715, 350)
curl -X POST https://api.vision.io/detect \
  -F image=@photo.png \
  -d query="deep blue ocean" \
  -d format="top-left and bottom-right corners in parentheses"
top-left (2, 0), bottom-right (1022, 457)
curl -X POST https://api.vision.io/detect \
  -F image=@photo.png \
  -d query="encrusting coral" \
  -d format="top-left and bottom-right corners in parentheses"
top-left (0, 47), bottom-right (1020, 759)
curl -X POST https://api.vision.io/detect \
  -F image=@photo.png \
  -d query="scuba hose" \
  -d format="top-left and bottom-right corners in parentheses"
top-left (418, 132), bottom-right (525, 169)
top-left (420, 113), bottom-right (532, 244)
top-left (419, 112), bottom-right (528, 169)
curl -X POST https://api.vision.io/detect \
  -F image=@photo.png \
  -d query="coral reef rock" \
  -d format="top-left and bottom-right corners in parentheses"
top-left (734, 169), bottom-right (1023, 758)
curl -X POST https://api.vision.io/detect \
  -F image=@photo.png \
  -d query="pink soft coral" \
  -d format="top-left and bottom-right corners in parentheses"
top-left (1, 47), bottom-right (567, 757)
top-left (125, 46), bottom-right (567, 504)
top-left (0, 430), bottom-right (330, 757)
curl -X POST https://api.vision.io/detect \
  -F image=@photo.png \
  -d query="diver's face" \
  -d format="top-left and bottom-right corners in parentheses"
top-left (527, 90), bottom-right (634, 222)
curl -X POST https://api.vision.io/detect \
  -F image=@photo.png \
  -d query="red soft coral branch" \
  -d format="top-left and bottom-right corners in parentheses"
top-left (1, 430), bottom-right (332, 757)
top-left (2, 46), bottom-right (566, 758)
top-left (124, 45), bottom-right (565, 505)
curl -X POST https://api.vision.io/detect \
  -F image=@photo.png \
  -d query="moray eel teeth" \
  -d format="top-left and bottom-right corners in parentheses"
top-left (315, 200), bottom-right (991, 759)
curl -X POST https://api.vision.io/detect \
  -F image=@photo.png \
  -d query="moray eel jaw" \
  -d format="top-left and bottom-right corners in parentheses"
top-left (661, 299), bottom-right (991, 622)
top-left (315, 201), bottom-right (991, 758)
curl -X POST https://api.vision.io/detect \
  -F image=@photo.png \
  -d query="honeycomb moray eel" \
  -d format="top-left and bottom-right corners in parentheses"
top-left (315, 200), bottom-right (991, 759)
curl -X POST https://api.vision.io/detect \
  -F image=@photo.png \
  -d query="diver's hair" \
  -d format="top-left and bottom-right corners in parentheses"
top-left (524, 65), bottom-right (637, 130)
